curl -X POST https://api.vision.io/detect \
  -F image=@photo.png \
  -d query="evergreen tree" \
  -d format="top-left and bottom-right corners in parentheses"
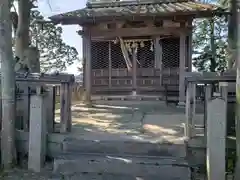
top-left (30, 10), bottom-right (79, 72)
top-left (11, 0), bottom-right (79, 73)
top-left (192, 0), bottom-right (228, 72)
top-left (192, 16), bottom-right (228, 72)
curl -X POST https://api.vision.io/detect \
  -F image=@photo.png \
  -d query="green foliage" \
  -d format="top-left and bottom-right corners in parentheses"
top-left (192, 0), bottom-right (229, 72)
top-left (30, 10), bottom-right (79, 72)
top-left (192, 16), bottom-right (228, 72)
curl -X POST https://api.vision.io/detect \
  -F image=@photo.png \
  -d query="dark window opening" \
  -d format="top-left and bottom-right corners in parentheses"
top-left (137, 40), bottom-right (154, 68)
top-left (91, 41), bottom-right (109, 69)
top-left (162, 37), bottom-right (180, 68)
top-left (111, 42), bottom-right (127, 69)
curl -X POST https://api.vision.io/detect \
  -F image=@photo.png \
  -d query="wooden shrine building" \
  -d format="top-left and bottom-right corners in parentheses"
top-left (50, 0), bottom-right (225, 104)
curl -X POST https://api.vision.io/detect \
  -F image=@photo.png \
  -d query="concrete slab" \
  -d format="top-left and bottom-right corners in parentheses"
top-left (62, 139), bottom-right (186, 157)
top-left (53, 153), bottom-right (190, 178)
top-left (65, 173), bottom-right (190, 180)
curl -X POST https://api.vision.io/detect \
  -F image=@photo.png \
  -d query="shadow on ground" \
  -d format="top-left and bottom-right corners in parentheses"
top-left (54, 101), bottom-right (204, 144)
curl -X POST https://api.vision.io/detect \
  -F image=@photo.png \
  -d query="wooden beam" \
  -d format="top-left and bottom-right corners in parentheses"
top-left (88, 27), bottom-right (192, 39)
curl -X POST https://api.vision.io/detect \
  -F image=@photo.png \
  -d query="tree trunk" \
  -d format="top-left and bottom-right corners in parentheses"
top-left (234, 1), bottom-right (240, 179)
top-left (15, 0), bottom-right (31, 60)
top-left (0, 0), bottom-right (16, 168)
top-left (23, 47), bottom-right (40, 73)
top-left (209, 18), bottom-right (216, 72)
top-left (228, 0), bottom-right (237, 69)
top-left (14, 0), bottom-right (41, 73)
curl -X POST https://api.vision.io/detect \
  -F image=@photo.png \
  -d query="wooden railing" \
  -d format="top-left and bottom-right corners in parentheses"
top-left (185, 71), bottom-right (236, 180)
top-left (55, 82), bottom-right (83, 96)
top-left (0, 72), bottom-right (75, 172)
top-left (91, 67), bottom-right (180, 94)
top-left (12, 73), bottom-right (75, 132)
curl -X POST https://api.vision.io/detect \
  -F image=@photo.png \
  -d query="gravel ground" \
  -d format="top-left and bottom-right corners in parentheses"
top-left (0, 169), bottom-right (53, 180)
top-left (0, 162), bottom-right (54, 180)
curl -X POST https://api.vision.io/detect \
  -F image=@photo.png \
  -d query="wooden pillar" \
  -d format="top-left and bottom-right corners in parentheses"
top-left (46, 86), bottom-right (56, 133)
top-left (132, 48), bottom-right (137, 93)
top-left (192, 83), bottom-right (196, 115)
top-left (204, 84), bottom-right (212, 137)
top-left (28, 86), bottom-right (47, 172)
top-left (0, 87), bottom-right (2, 130)
top-left (154, 36), bottom-right (163, 86)
top-left (67, 84), bottom-right (72, 130)
top-left (108, 41), bottom-right (112, 88)
top-left (21, 85), bottom-right (30, 131)
top-left (206, 83), bottom-right (227, 180)
top-left (82, 58), bottom-right (86, 88)
top-left (60, 83), bottom-right (72, 133)
top-left (179, 32), bottom-right (187, 106)
top-left (159, 40), bottom-right (163, 86)
top-left (187, 32), bottom-right (193, 72)
top-left (154, 37), bottom-right (160, 68)
top-left (83, 27), bottom-right (92, 103)
top-left (185, 82), bottom-right (195, 138)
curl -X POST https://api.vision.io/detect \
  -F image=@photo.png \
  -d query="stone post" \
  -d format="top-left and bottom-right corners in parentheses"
top-left (28, 86), bottom-right (47, 172)
top-left (206, 84), bottom-right (227, 180)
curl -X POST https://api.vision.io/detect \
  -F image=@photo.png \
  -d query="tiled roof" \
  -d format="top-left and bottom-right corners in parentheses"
top-left (86, 0), bottom-right (191, 8)
top-left (49, 0), bottom-right (226, 25)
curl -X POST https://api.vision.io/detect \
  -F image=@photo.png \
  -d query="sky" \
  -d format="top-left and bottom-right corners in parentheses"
top-left (38, 0), bottom-right (88, 75)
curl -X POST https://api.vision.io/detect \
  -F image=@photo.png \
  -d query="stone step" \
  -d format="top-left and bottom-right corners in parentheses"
top-left (53, 153), bottom-right (190, 179)
top-left (50, 172), bottom-right (191, 180)
top-left (62, 138), bottom-right (186, 158)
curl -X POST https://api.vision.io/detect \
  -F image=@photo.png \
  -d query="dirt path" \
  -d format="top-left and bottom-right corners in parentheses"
top-left (55, 101), bottom-right (204, 144)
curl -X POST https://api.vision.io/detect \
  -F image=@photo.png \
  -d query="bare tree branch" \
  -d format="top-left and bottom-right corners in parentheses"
top-left (46, 0), bottom-right (52, 11)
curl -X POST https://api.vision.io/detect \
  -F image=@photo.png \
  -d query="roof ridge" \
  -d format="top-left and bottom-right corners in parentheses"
top-left (49, 0), bottom-right (227, 25)
top-left (87, 0), bottom-right (191, 8)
